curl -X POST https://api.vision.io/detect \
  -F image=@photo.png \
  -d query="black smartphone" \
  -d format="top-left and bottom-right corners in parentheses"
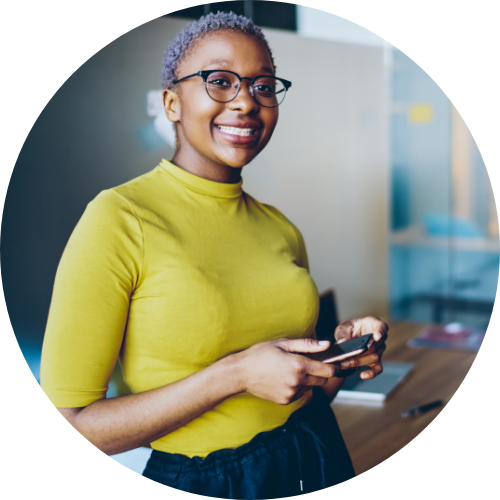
top-left (315, 334), bottom-right (374, 364)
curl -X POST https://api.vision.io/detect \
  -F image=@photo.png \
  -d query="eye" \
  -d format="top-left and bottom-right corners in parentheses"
top-left (253, 78), bottom-right (277, 95)
top-left (207, 77), bottom-right (232, 87)
top-left (254, 84), bottom-right (275, 93)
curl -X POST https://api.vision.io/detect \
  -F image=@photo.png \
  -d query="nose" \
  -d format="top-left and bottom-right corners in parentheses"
top-left (228, 80), bottom-right (259, 114)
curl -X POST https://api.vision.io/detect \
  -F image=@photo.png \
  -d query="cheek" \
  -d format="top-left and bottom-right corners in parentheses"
top-left (264, 106), bottom-right (279, 127)
top-left (262, 110), bottom-right (279, 140)
top-left (191, 111), bottom-right (225, 147)
top-left (181, 89), bottom-right (219, 132)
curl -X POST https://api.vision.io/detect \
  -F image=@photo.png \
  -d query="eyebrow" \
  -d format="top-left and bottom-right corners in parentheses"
top-left (204, 59), bottom-right (275, 75)
top-left (205, 59), bottom-right (231, 67)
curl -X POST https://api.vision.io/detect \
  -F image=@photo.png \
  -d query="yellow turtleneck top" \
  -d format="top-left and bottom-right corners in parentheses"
top-left (41, 160), bottom-right (319, 458)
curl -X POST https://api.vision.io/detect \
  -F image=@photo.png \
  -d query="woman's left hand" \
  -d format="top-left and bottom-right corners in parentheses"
top-left (334, 316), bottom-right (389, 380)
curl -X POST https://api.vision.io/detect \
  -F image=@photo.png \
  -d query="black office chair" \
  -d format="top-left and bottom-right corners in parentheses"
top-left (316, 289), bottom-right (339, 343)
top-left (317, 290), bottom-right (372, 383)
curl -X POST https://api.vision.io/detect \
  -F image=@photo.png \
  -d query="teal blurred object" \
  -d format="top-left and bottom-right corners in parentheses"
top-left (136, 122), bottom-right (166, 151)
top-left (17, 341), bottom-right (41, 383)
top-left (17, 338), bottom-right (132, 399)
top-left (424, 213), bottom-right (484, 238)
top-left (107, 362), bottom-right (132, 398)
top-left (111, 447), bottom-right (152, 475)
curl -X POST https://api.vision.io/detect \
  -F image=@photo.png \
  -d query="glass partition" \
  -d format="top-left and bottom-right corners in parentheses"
top-left (389, 49), bottom-right (499, 329)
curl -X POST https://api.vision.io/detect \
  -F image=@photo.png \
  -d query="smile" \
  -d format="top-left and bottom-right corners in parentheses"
top-left (216, 125), bottom-right (256, 136)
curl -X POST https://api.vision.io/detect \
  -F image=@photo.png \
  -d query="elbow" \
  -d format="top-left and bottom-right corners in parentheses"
top-left (56, 406), bottom-right (113, 455)
top-left (57, 406), bottom-right (144, 456)
top-left (80, 429), bottom-right (109, 457)
top-left (79, 436), bottom-right (116, 456)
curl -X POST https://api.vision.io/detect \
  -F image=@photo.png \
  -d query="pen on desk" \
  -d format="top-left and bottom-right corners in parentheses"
top-left (401, 400), bottom-right (444, 418)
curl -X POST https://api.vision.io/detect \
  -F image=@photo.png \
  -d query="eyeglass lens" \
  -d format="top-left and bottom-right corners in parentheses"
top-left (205, 71), bottom-right (286, 107)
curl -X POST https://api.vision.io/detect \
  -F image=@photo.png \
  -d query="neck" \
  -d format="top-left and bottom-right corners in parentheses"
top-left (171, 149), bottom-right (242, 184)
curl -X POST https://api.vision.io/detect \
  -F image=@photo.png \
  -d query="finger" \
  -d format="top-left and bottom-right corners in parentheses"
top-left (365, 344), bottom-right (386, 363)
top-left (363, 317), bottom-right (389, 342)
top-left (334, 321), bottom-right (353, 344)
top-left (304, 374), bottom-right (329, 387)
top-left (335, 317), bottom-right (389, 344)
top-left (299, 357), bottom-right (339, 379)
top-left (290, 386), bottom-right (311, 403)
top-left (279, 337), bottom-right (330, 354)
top-left (364, 335), bottom-right (387, 355)
top-left (350, 317), bottom-right (388, 343)
top-left (340, 352), bottom-right (381, 370)
top-left (359, 363), bottom-right (384, 380)
top-left (341, 340), bottom-right (387, 369)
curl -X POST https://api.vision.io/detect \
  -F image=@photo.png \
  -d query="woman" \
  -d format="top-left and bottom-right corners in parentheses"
top-left (41, 12), bottom-right (388, 499)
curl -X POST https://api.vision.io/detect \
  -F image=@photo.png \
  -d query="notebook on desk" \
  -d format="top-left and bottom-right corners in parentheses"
top-left (408, 323), bottom-right (485, 351)
top-left (335, 361), bottom-right (414, 402)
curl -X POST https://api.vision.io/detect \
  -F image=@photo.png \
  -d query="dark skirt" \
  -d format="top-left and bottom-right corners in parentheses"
top-left (143, 388), bottom-right (355, 499)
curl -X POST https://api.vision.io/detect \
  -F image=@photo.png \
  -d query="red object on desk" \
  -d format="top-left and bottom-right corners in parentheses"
top-left (408, 323), bottom-right (485, 351)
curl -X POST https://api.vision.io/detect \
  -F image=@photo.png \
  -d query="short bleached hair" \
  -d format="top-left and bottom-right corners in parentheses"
top-left (162, 11), bottom-right (276, 90)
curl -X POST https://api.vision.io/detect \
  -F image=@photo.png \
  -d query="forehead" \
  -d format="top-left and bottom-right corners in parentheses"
top-left (179, 30), bottom-right (274, 76)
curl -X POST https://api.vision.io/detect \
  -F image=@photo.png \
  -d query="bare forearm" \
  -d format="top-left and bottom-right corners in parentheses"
top-left (320, 376), bottom-right (345, 402)
top-left (59, 354), bottom-right (242, 455)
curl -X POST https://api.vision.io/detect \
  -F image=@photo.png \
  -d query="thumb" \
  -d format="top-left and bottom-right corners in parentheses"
top-left (335, 320), bottom-right (354, 344)
top-left (279, 338), bottom-right (330, 354)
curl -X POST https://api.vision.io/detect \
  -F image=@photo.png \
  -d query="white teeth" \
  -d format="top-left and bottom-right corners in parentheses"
top-left (217, 125), bottom-right (255, 136)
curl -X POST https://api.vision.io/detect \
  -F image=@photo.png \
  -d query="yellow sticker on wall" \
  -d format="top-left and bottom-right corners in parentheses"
top-left (408, 103), bottom-right (433, 123)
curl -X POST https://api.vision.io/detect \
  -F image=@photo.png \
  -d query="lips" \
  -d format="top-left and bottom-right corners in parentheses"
top-left (214, 121), bottom-right (262, 144)
top-left (216, 125), bottom-right (255, 136)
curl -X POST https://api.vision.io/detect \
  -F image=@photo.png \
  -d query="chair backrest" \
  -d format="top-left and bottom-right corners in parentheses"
top-left (316, 289), bottom-right (339, 342)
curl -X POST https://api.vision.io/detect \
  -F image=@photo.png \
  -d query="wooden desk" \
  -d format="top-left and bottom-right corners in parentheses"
top-left (331, 321), bottom-right (477, 475)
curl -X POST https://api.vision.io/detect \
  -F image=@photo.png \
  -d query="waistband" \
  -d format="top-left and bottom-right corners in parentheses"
top-left (148, 389), bottom-right (333, 480)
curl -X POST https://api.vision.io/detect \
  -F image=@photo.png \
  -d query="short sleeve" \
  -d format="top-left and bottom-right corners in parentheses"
top-left (40, 190), bottom-right (143, 408)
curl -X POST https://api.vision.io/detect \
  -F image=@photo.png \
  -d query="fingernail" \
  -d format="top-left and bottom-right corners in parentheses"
top-left (340, 361), bottom-right (350, 369)
top-left (318, 341), bottom-right (330, 346)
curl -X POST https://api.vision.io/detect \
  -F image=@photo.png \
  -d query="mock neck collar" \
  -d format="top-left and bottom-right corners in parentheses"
top-left (158, 159), bottom-right (243, 199)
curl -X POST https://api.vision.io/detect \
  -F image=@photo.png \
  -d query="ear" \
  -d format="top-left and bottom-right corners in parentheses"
top-left (163, 88), bottom-right (181, 123)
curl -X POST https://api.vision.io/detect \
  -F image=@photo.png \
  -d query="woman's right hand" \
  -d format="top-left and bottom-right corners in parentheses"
top-left (233, 338), bottom-right (339, 405)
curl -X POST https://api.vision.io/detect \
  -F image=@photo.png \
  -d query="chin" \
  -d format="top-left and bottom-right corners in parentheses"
top-left (220, 150), bottom-right (260, 169)
top-left (226, 159), bottom-right (252, 169)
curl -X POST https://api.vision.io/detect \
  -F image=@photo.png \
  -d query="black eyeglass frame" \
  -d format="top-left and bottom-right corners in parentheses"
top-left (172, 70), bottom-right (292, 108)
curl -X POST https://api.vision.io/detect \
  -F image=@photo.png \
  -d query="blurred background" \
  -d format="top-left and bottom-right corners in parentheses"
top-left (1, 0), bottom-right (498, 474)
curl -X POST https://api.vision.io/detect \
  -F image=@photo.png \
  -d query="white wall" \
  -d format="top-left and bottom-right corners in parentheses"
top-left (297, 6), bottom-right (387, 48)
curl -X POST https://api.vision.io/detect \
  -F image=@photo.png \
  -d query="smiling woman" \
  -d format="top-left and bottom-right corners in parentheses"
top-left (40, 11), bottom-right (387, 499)
top-left (164, 28), bottom-right (280, 180)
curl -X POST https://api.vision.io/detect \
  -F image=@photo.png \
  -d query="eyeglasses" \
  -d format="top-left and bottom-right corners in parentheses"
top-left (173, 70), bottom-right (292, 108)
